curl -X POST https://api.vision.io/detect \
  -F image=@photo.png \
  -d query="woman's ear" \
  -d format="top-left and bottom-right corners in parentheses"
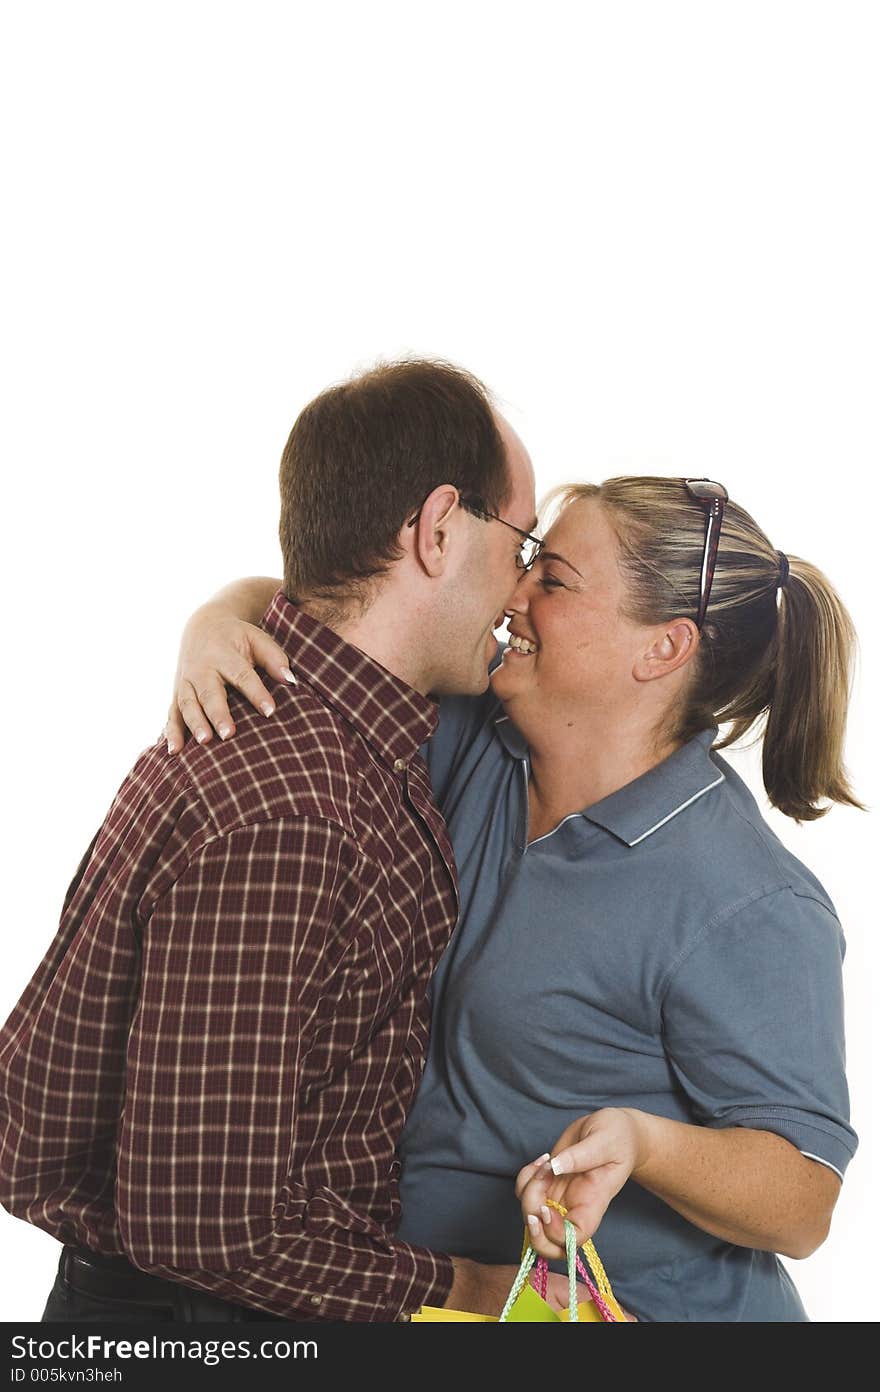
top-left (633, 618), bottom-right (700, 683)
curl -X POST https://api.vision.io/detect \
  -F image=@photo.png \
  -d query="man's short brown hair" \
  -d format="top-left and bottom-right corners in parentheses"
top-left (279, 359), bottom-right (509, 614)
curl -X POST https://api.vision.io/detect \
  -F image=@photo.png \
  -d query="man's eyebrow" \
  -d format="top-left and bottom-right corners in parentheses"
top-left (540, 550), bottom-right (584, 579)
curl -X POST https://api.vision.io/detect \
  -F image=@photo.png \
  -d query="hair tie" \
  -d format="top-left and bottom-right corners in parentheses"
top-left (776, 550), bottom-right (790, 588)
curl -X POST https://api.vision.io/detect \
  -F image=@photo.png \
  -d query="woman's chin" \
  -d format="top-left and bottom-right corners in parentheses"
top-left (490, 650), bottom-right (534, 700)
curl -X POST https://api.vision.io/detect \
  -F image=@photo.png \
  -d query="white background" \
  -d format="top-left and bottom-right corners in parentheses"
top-left (1, 2), bottom-right (877, 1322)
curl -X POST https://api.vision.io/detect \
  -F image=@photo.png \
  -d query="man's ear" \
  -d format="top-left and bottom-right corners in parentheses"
top-left (404, 485), bottom-right (461, 578)
top-left (633, 618), bottom-right (700, 683)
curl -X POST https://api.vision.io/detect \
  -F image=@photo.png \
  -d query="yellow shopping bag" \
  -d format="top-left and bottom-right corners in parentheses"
top-left (411, 1308), bottom-right (496, 1322)
top-left (412, 1200), bottom-right (625, 1323)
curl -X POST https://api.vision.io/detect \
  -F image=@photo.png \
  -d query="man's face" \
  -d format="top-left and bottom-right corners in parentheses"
top-left (435, 412), bottom-right (538, 695)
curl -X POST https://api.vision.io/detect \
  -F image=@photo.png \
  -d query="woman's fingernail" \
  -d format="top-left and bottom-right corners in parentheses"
top-left (526, 1214), bottom-right (541, 1237)
top-left (531, 1153), bottom-right (551, 1166)
top-left (281, 667), bottom-right (298, 684)
top-left (540, 1205), bottom-right (552, 1224)
top-left (218, 724), bottom-right (232, 739)
top-left (166, 741), bottom-right (175, 755)
top-left (550, 1156), bottom-right (569, 1176)
top-left (261, 702), bottom-right (275, 717)
top-left (196, 730), bottom-right (209, 745)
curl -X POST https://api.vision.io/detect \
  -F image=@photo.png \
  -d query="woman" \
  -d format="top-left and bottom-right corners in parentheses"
top-left (167, 477), bottom-right (860, 1321)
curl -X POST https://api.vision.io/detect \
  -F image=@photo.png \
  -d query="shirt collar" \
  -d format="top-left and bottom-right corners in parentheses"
top-left (493, 714), bottom-right (725, 847)
top-left (263, 591), bottom-right (439, 772)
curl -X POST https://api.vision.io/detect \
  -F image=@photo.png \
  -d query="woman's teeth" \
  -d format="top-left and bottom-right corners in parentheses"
top-left (507, 635), bottom-right (538, 655)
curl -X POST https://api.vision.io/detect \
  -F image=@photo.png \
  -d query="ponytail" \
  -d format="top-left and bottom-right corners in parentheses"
top-left (758, 558), bottom-right (862, 820)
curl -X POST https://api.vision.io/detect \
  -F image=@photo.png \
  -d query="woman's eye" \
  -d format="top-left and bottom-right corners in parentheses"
top-left (539, 575), bottom-right (563, 590)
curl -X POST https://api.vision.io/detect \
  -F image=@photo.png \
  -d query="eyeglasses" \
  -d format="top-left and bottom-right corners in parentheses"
top-left (406, 493), bottom-right (545, 571)
top-left (684, 478), bottom-right (729, 629)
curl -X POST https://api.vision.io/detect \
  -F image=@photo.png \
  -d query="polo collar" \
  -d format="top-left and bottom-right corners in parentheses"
top-left (263, 591), bottom-right (439, 773)
top-left (493, 714), bottom-right (725, 847)
top-left (582, 728), bottom-right (725, 845)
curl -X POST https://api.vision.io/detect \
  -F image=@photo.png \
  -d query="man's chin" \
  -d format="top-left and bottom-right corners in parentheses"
top-left (472, 664), bottom-right (492, 694)
top-left (427, 663), bottom-right (492, 700)
top-left (473, 641), bottom-right (499, 692)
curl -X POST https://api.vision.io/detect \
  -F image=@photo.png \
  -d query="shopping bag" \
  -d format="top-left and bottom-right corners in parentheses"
top-left (410, 1307), bottom-right (496, 1322)
top-left (412, 1198), bottom-right (626, 1322)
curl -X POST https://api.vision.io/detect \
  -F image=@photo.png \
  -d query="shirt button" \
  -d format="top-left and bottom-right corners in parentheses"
top-left (396, 1311), bottom-right (412, 1322)
top-left (393, 758), bottom-right (407, 772)
top-left (310, 1295), bottom-right (323, 1306)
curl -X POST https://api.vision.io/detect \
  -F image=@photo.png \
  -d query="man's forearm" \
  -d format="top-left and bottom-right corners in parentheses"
top-left (630, 1112), bottom-right (840, 1258)
top-left (126, 1220), bottom-right (455, 1322)
top-left (445, 1259), bottom-right (519, 1317)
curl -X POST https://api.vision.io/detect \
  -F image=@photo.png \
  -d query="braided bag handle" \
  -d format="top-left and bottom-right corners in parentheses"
top-left (500, 1198), bottom-right (626, 1323)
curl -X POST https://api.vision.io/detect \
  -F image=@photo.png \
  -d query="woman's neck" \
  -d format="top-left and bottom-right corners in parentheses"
top-left (522, 708), bottom-right (679, 827)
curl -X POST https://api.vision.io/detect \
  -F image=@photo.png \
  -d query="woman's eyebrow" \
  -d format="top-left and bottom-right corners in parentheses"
top-left (540, 550), bottom-right (584, 579)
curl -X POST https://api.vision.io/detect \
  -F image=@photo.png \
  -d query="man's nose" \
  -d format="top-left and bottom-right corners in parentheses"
top-left (502, 570), bottom-right (532, 614)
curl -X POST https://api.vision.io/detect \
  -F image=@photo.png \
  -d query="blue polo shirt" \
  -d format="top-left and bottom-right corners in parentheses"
top-left (397, 650), bottom-right (857, 1322)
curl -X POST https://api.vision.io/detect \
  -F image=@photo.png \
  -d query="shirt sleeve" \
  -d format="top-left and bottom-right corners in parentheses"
top-left (660, 887), bottom-right (858, 1180)
top-left (117, 817), bottom-right (454, 1321)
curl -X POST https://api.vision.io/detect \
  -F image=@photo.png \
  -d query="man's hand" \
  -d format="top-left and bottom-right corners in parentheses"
top-left (445, 1258), bottom-right (591, 1317)
top-left (516, 1109), bottom-right (650, 1258)
top-left (165, 604), bottom-right (293, 753)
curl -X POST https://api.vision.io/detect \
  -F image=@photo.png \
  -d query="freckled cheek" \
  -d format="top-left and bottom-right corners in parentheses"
top-left (537, 626), bottom-right (579, 668)
top-left (570, 625), bottom-right (604, 652)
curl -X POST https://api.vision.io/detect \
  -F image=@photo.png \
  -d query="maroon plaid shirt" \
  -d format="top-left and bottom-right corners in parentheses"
top-left (0, 593), bottom-right (459, 1321)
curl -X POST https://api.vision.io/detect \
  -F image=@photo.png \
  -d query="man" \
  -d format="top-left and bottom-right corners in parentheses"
top-left (0, 359), bottom-right (546, 1322)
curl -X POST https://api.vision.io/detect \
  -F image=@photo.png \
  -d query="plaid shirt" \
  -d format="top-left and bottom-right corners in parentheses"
top-left (0, 593), bottom-right (459, 1321)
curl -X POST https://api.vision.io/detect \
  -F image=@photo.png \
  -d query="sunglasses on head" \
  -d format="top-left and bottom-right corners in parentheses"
top-left (684, 478), bottom-right (729, 629)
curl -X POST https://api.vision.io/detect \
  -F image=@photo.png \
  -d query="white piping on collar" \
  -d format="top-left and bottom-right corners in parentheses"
top-left (497, 714), bottom-right (724, 849)
top-left (527, 813), bottom-right (585, 851)
top-left (626, 774), bottom-right (725, 846)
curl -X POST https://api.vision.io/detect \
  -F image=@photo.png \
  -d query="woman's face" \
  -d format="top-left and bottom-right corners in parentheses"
top-left (490, 497), bottom-right (654, 728)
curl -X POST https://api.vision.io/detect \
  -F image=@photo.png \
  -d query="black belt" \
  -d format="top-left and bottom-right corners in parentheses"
top-left (58, 1246), bottom-right (284, 1321)
top-left (61, 1246), bottom-right (184, 1309)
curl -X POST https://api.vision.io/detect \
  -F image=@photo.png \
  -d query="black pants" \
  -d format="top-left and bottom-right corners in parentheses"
top-left (42, 1245), bottom-right (285, 1323)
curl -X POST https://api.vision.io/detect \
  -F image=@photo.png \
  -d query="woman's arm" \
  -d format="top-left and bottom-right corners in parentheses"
top-left (520, 889), bottom-right (852, 1264)
top-left (165, 576), bottom-right (288, 752)
top-left (517, 1107), bottom-right (840, 1262)
top-left (165, 580), bottom-right (508, 782)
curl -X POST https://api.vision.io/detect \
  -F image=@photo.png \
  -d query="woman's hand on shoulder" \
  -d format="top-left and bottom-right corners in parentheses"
top-left (516, 1107), bottom-right (650, 1259)
top-left (165, 600), bottom-right (294, 754)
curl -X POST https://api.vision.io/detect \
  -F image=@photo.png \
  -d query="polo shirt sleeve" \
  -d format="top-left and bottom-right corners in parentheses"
top-left (420, 640), bottom-right (506, 800)
top-left (660, 887), bottom-right (858, 1180)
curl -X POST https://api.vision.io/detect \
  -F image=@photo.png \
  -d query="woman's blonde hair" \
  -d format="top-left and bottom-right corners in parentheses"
top-left (544, 477), bottom-right (863, 823)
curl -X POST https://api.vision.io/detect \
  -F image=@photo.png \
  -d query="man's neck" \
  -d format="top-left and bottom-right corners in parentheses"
top-left (300, 596), bottom-right (430, 696)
